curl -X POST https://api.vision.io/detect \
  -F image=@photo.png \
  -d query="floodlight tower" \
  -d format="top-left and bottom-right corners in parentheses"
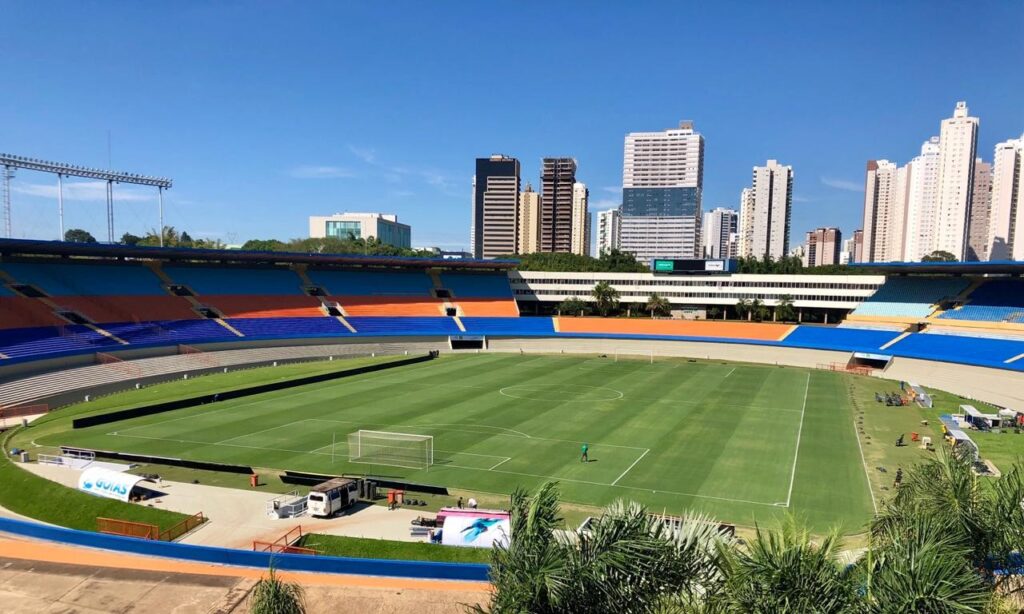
top-left (2, 165), bottom-right (14, 239)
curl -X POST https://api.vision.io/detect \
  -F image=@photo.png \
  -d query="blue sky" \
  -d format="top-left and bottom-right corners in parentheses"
top-left (1, 2), bottom-right (1022, 251)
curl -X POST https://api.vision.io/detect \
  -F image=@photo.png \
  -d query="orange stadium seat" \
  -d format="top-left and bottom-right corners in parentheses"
top-left (555, 318), bottom-right (794, 341)
top-left (335, 296), bottom-right (446, 317)
top-left (55, 296), bottom-right (200, 323)
top-left (455, 298), bottom-right (520, 317)
top-left (0, 297), bottom-right (67, 329)
top-left (202, 295), bottom-right (326, 319)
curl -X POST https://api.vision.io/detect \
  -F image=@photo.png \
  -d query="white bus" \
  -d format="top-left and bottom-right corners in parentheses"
top-left (307, 477), bottom-right (359, 518)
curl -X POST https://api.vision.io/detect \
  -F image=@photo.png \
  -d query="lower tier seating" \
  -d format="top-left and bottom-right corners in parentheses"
top-left (345, 317), bottom-right (462, 335)
top-left (778, 326), bottom-right (902, 353)
top-left (0, 326), bottom-right (119, 359)
top-left (462, 317), bottom-right (555, 335)
top-left (226, 317), bottom-right (353, 337)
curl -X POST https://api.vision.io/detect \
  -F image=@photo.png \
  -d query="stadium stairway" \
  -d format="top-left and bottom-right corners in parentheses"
top-left (292, 265), bottom-right (358, 333)
top-left (148, 262), bottom-right (245, 338)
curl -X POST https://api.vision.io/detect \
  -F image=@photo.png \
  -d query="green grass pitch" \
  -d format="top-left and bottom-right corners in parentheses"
top-left (44, 354), bottom-right (875, 532)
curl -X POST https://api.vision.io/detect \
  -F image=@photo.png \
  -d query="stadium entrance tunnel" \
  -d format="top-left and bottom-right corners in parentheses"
top-left (499, 383), bottom-right (624, 402)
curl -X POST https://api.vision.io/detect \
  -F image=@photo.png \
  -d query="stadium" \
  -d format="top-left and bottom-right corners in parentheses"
top-left (2, 236), bottom-right (1023, 579)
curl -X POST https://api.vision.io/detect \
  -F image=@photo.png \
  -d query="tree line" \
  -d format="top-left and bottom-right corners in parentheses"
top-left (63, 227), bottom-right (226, 249)
top-left (558, 282), bottom-right (798, 322)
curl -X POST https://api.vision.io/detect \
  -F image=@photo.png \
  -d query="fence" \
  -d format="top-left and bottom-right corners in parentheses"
top-left (158, 512), bottom-right (207, 542)
top-left (178, 344), bottom-right (221, 367)
top-left (817, 362), bottom-right (875, 376)
top-left (0, 403), bottom-right (49, 419)
top-left (97, 517), bottom-right (159, 540)
top-left (253, 525), bottom-right (318, 556)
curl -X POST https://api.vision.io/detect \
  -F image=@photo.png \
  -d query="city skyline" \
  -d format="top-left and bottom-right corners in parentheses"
top-left (1, 3), bottom-right (1022, 253)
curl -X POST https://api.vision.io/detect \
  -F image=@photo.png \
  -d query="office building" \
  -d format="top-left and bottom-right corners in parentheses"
top-left (571, 182), bottom-right (590, 256)
top-left (966, 159), bottom-right (992, 261)
top-left (739, 160), bottom-right (793, 260)
top-left (804, 227), bottom-right (842, 267)
top-left (988, 136), bottom-right (1023, 260)
top-left (933, 101), bottom-right (979, 260)
top-left (517, 183), bottom-right (541, 254)
top-left (903, 137), bottom-right (942, 262)
top-left (619, 121), bottom-right (704, 263)
top-left (471, 155), bottom-right (521, 259)
top-left (308, 212), bottom-right (411, 248)
top-left (703, 207), bottom-right (738, 259)
top-left (596, 208), bottom-right (621, 255)
top-left (540, 158), bottom-right (577, 253)
top-left (861, 160), bottom-right (909, 262)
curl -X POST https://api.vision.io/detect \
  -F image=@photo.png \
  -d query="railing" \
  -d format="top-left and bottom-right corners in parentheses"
top-left (96, 352), bottom-right (143, 376)
top-left (817, 362), bottom-right (875, 376)
top-left (97, 517), bottom-right (159, 540)
top-left (253, 525), bottom-right (318, 555)
top-left (178, 344), bottom-right (221, 367)
top-left (158, 511), bottom-right (207, 542)
top-left (0, 403), bottom-right (49, 429)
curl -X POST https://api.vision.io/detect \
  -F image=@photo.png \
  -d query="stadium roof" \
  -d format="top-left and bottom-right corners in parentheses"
top-left (0, 239), bottom-right (518, 270)
top-left (849, 260), bottom-right (1024, 275)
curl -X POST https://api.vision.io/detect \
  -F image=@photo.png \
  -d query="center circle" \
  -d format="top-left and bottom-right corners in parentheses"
top-left (498, 384), bottom-right (624, 402)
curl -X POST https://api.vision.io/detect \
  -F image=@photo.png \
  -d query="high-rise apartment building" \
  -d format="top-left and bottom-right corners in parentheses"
top-left (702, 207), bottom-right (738, 259)
top-left (308, 212), bottom-right (412, 248)
top-left (738, 160), bottom-right (792, 260)
top-left (966, 159), bottom-right (993, 261)
top-left (988, 136), bottom-right (1023, 260)
top-left (861, 160), bottom-right (909, 262)
top-left (619, 121), bottom-right (704, 263)
top-left (840, 232), bottom-right (863, 265)
top-left (517, 183), bottom-right (541, 254)
top-left (570, 182), bottom-right (590, 256)
top-left (903, 137), bottom-right (942, 262)
top-left (933, 101), bottom-right (979, 259)
top-left (804, 227), bottom-right (842, 267)
top-left (596, 208), bottom-right (621, 255)
top-left (472, 155), bottom-right (520, 259)
top-left (540, 158), bottom-right (577, 253)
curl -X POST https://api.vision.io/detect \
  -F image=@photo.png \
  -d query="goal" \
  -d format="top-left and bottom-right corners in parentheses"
top-left (347, 430), bottom-right (434, 470)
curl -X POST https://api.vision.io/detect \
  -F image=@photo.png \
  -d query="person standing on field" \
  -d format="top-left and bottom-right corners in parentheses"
top-left (581, 442), bottom-right (589, 463)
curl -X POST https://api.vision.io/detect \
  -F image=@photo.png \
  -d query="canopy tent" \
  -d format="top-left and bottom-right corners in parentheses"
top-left (77, 467), bottom-right (150, 502)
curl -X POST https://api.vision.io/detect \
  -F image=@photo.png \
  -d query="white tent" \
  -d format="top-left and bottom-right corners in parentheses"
top-left (77, 467), bottom-right (149, 502)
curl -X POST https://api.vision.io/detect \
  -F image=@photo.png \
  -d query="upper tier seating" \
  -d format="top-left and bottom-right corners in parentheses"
top-left (462, 317), bottom-right (555, 335)
top-left (779, 326), bottom-right (902, 353)
top-left (54, 296), bottom-right (200, 323)
top-left (441, 272), bottom-right (514, 297)
top-left (850, 277), bottom-right (969, 319)
top-left (0, 283), bottom-right (16, 297)
top-left (307, 269), bottom-right (434, 296)
top-left (345, 317), bottom-right (462, 335)
top-left (0, 297), bottom-right (68, 329)
top-left (335, 296), bottom-right (445, 317)
top-left (938, 279), bottom-right (1024, 323)
top-left (1, 262), bottom-right (166, 296)
top-left (203, 295), bottom-right (325, 318)
top-left (226, 317), bottom-right (353, 338)
top-left (163, 265), bottom-right (304, 296)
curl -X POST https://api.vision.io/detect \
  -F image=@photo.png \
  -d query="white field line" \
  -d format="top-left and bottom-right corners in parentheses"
top-left (722, 367), bottom-right (736, 379)
top-left (611, 448), bottom-right (650, 486)
top-left (215, 419), bottom-right (309, 445)
top-left (785, 372), bottom-right (811, 507)
top-left (853, 419), bottom-right (879, 514)
top-left (488, 457), bottom-right (512, 470)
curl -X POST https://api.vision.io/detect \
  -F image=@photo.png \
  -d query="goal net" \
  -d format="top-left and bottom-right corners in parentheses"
top-left (347, 430), bottom-right (434, 470)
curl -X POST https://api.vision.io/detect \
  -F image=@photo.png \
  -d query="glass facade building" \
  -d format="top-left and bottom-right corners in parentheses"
top-left (622, 187), bottom-right (700, 217)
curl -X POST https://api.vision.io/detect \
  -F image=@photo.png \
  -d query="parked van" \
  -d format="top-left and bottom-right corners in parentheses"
top-left (307, 478), bottom-right (359, 518)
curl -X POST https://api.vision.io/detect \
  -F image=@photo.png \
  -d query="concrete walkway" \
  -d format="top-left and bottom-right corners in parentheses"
top-left (20, 462), bottom-right (431, 548)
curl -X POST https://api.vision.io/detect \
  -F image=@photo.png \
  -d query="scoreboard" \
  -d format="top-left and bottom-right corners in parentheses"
top-left (651, 259), bottom-right (737, 274)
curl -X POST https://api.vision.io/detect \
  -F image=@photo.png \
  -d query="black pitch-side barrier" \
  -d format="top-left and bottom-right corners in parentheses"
top-left (61, 446), bottom-right (254, 474)
top-left (71, 353), bottom-right (437, 429)
top-left (281, 470), bottom-right (450, 495)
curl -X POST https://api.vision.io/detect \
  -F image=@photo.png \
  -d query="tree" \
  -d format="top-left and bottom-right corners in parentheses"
top-left (646, 293), bottom-right (671, 318)
top-left (775, 294), bottom-right (796, 322)
top-left (64, 228), bottom-right (97, 243)
top-left (179, 231), bottom-right (194, 246)
top-left (735, 299), bottom-right (752, 321)
top-left (707, 306), bottom-right (722, 320)
top-left (248, 566), bottom-right (305, 614)
top-left (119, 232), bottom-right (143, 246)
top-left (922, 250), bottom-right (958, 262)
top-left (557, 296), bottom-right (588, 316)
top-left (502, 249), bottom-right (647, 273)
top-left (241, 239), bottom-right (288, 252)
top-left (591, 281), bottom-right (620, 317)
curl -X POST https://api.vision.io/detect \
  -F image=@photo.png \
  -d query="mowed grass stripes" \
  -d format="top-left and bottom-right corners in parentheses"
top-left (48, 354), bottom-right (874, 532)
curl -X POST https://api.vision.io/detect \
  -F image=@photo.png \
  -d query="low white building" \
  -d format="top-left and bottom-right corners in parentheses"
top-left (309, 212), bottom-right (411, 248)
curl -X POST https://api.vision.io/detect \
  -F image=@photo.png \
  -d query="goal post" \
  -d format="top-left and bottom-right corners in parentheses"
top-left (347, 430), bottom-right (434, 470)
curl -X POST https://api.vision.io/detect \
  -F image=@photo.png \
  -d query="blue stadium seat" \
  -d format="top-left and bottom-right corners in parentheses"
top-left (852, 277), bottom-right (969, 319)
top-left (886, 333), bottom-right (1024, 370)
top-left (346, 317), bottom-right (462, 335)
top-left (780, 326), bottom-right (902, 353)
top-left (0, 325), bottom-right (119, 359)
top-left (0, 283), bottom-right (16, 297)
top-left (1, 262), bottom-right (166, 296)
top-left (440, 272), bottom-right (513, 297)
top-left (163, 266), bottom-right (303, 296)
top-left (102, 320), bottom-right (234, 345)
top-left (226, 317), bottom-right (353, 338)
top-left (306, 269), bottom-right (435, 296)
top-left (938, 279), bottom-right (1024, 323)
top-left (461, 317), bottom-right (555, 336)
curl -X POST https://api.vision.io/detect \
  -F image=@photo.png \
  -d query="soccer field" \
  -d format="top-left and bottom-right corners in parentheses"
top-left (47, 353), bottom-right (875, 531)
